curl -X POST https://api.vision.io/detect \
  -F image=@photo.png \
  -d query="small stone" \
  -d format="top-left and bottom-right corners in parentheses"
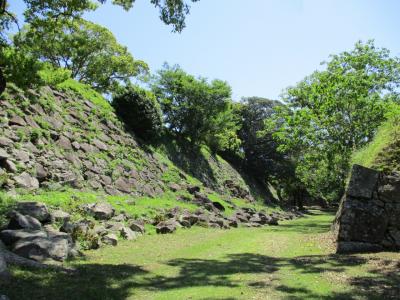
top-left (0, 149), bottom-right (9, 159)
top-left (101, 233), bottom-right (118, 246)
top-left (85, 202), bottom-right (115, 220)
top-left (0, 137), bottom-right (12, 147)
top-left (156, 220), bottom-right (178, 234)
top-left (168, 183), bottom-right (181, 192)
top-left (13, 173), bottom-right (40, 189)
top-left (128, 220), bottom-right (145, 234)
top-left (114, 177), bottom-right (134, 193)
top-left (71, 141), bottom-right (81, 150)
top-left (120, 227), bottom-right (137, 240)
top-left (57, 136), bottom-right (72, 150)
top-left (92, 139), bottom-right (108, 151)
top-left (9, 116), bottom-right (26, 126)
top-left (1, 159), bottom-right (17, 173)
top-left (50, 210), bottom-right (71, 223)
top-left (13, 149), bottom-right (30, 162)
top-left (187, 185), bottom-right (201, 194)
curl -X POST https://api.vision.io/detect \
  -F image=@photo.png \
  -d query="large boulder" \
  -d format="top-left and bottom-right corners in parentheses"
top-left (0, 229), bottom-right (47, 246)
top-left (16, 202), bottom-right (50, 222)
top-left (12, 235), bottom-right (71, 262)
top-left (7, 211), bottom-right (42, 230)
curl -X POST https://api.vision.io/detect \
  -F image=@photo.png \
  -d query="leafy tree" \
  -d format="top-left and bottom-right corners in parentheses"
top-left (0, 0), bottom-right (199, 93)
top-left (112, 85), bottom-right (163, 140)
top-left (239, 97), bottom-right (282, 177)
top-left (271, 40), bottom-right (400, 202)
top-left (15, 18), bottom-right (148, 93)
top-left (12, 0), bottom-right (199, 33)
top-left (152, 64), bottom-right (238, 152)
top-left (236, 97), bottom-right (298, 202)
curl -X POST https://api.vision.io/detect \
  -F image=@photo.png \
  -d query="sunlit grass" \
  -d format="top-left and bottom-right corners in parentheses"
top-left (3, 210), bottom-right (399, 299)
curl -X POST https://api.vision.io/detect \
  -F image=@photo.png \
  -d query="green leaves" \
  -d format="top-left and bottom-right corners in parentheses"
top-left (271, 40), bottom-right (400, 201)
top-left (152, 64), bottom-right (238, 152)
top-left (112, 84), bottom-right (163, 141)
top-left (15, 18), bottom-right (148, 93)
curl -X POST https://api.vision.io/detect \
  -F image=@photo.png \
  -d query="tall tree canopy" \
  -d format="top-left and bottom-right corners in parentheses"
top-left (4, 0), bottom-right (199, 33)
top-left (15, 18), bottom-right (148, 93)
top-left (270, 40), bottom-right (400, 201)
top-left (152, 64), bottom-right (239, 152)
top-left (238, 97), bottom-right (285, 180)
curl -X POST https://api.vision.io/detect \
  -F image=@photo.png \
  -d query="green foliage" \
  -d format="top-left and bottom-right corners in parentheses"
top-left (238, 97), bottom-right (293, 184)
top-left (15, 18), bottom-right (148, 93)
top-left (0, 191), bottom-right (15, 227)
top-left (57, 78), bottom-right (111, 111)
top-left (112, 85), bottom-right (163, 140)
top-left (270, 40), bottom-right (400, 201)
top-left (152, 64), bottom-right (239, 152)
top-left (0, 46), bottom-right (43, 89)
top-left (37, 63), bottom-right (72, 86)
top-left (23, 0), bottom-right (199, 32)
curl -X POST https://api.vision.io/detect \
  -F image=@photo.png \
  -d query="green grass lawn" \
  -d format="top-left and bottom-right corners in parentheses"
top-left (2, 210), bottom-right (399, 300)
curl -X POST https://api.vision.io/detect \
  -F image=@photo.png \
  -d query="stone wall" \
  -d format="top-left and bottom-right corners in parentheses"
top-left (334, 164), bottom-right (400, 253)
top-left (0, 85), bottom-right (254, 199)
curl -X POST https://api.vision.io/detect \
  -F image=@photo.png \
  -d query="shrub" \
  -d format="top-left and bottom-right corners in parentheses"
top-left (112, 85), bottom-right (163, 140)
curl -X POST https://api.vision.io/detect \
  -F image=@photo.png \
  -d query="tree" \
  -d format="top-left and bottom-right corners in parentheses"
top-left (1, 0), bottom-right (199, 93)
top-left (239, 97), bottom-right (283, 178)
top-left (14, 0), bottom-right (200, 33)
top-left (271, 40), bottom-right (400, 202)
top-left (152, 64), bottom-right (238, 152)
top-left (15, 18), bottom-right (148, 93)
top-left (112, 85), bottom-right (163, 140)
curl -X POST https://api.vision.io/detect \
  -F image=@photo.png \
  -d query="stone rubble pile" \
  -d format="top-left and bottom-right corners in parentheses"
top-left (0, 200), bottom-right (304, 264)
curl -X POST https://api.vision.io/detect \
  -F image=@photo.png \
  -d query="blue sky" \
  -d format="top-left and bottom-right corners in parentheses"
top-left (10, 0), bottom-right (400, 100)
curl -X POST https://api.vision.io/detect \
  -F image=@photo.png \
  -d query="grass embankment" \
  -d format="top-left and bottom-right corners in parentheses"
top-left (2, 210), bottom-right (399, 299)
top-left (352, 107), bottom-right (400, 172)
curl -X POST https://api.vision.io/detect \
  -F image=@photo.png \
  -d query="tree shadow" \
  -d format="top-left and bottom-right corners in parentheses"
top-left (1, 247), bottom-right (399, 299)
top-left (1, 263), bottom-right (148, 300)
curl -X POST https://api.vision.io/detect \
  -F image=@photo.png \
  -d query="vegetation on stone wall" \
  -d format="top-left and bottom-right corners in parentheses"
top-left (112, 85), bottom-right (163, 141)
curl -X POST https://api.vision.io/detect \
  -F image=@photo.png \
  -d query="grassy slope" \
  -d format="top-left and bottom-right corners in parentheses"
top-left (2, 210), bottom-right (399, 300)
top-left (352, 108), bottom-right (400, 172)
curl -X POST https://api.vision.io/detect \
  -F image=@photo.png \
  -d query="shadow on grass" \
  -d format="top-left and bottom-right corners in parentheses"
top-left (1, 263), bottom-right (148, 300)
top-left (2, 252), bottom-right (399, 299)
